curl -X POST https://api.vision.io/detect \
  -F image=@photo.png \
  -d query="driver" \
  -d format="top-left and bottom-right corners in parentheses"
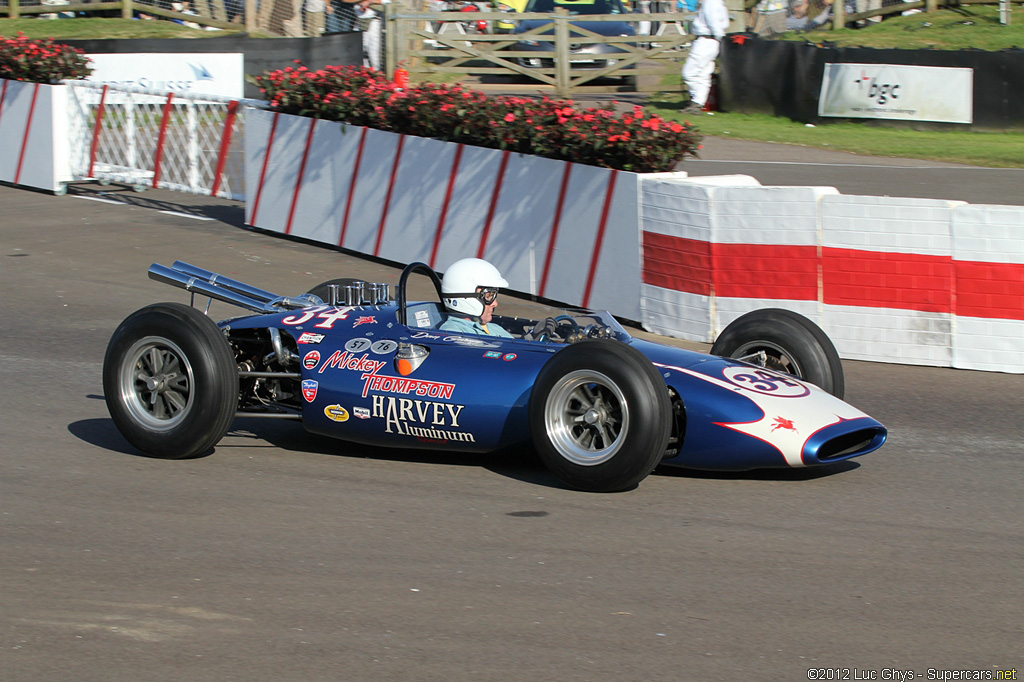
top-left (438, 258), bottom-right (515, 337)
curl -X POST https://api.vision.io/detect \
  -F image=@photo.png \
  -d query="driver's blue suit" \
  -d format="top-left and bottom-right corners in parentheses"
top-left (439, 315), bottom-right (513, 338)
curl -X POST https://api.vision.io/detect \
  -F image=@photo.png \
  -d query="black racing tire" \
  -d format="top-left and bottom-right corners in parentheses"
top-left (529, 339), bottom-right (672, 492)
top-left (307, 278), bottom-right (361, 304)
top-left (710, 308), bottom-right (845, 399)
top-left (102, 302), bottom-right (238, 459)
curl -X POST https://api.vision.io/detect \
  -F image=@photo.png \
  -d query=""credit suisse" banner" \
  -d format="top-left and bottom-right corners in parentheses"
top-left (818, 63), bottom-right (973, 124)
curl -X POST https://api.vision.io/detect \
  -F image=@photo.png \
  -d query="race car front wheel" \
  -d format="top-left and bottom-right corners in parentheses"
top-left (103, 302), bottom-right (238, 459)
top-left (710, 308), bottom-right (845, 398)
top-left (529, 340), bottom-right (672, 492)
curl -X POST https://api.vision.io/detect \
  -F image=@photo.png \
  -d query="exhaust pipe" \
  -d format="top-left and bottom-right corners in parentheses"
top-left (149, 263), bottom-right (279, 313)
top-left (170, 261), bottom-right (282, 304)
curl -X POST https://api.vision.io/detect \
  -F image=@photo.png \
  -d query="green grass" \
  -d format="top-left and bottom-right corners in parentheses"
top-left (0, 17), bottom-right (242, 39)
top-left (646, 109), bottom-right (1024, 168)
top-left (784, 4), bottom-right (1024, 51)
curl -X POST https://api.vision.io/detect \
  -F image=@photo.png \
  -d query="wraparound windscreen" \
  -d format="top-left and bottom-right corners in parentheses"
top-left (818, 63), bottom-right (973, 124)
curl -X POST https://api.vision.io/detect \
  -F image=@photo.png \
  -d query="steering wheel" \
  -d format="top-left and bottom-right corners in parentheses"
top-left (554, 315), bottom-right (579, 338)
top-left (534, 315), bottom-right (581, 343)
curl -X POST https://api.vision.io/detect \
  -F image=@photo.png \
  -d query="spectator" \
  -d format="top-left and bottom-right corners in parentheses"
top-left (330, 0), bottom-right (366, 31)
top-left (306, 0), bottom-right (327, 34)
top-left (681, 0), bottom-right (729, 114)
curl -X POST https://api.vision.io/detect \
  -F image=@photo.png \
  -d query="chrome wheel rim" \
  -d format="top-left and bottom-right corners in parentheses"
top-left (544, 370), bottom-right (628, 466)
top-left (119, 336), bottom-right (194, 431)
top-left (733, 340), bottom-right (804, 378)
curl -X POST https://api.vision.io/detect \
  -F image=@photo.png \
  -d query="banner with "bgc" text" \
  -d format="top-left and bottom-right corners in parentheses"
top-left (818, 63), bottom-right (973, 124)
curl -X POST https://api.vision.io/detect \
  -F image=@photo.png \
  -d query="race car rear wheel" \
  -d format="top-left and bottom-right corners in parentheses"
top-left (103, 302), bottom-right (238, 459)
top-left (529, 340), bottom-right (672, 492)
top-left (710, 308), bottom-right (845, 398)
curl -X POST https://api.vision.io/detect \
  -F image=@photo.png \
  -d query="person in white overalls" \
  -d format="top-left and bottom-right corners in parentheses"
top-left (680, 0), bottom-right (730, 113)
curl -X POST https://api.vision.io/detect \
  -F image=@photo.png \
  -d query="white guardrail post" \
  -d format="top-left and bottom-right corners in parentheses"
top-left (64, 81), bottom-right (268, 200)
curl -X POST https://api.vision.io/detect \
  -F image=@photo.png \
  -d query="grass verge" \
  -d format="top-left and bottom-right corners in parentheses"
top-left (0, 17), bottom-right (242, 39)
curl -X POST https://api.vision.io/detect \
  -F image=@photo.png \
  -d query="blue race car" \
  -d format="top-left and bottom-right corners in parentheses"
top-left (103, 261), bottom-right (887, 492)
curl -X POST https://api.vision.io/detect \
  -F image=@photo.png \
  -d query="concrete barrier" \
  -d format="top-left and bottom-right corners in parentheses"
top-left (0, 80), bottom-right (72, 194)
top-left (639, 176), bottom-right (1024, 374)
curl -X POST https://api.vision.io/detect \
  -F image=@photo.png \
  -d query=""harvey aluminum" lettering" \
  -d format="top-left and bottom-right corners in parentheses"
top-left (371, 395), bottom-right (474, 442)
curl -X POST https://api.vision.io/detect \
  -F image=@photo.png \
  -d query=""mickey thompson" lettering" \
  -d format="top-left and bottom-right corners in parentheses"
top-left (360, 373), bottom-right (455, 399)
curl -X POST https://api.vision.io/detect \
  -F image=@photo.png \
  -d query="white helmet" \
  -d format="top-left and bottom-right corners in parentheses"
top-left (442, 258), bottom-right (509, 317)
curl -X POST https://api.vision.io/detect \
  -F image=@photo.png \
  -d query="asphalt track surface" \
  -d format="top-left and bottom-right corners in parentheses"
top-left (681, 137), bottom-right (1024, 206)
top-left (1, 166), bottom-right (1021, 682)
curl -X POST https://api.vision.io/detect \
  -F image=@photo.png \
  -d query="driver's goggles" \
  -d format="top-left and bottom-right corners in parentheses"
top-left (477, 287), bottom-right (499, 304)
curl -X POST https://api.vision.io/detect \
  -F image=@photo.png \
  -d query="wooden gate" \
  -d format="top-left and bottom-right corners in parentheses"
top-left (383, 6), bottom-right (694, 97)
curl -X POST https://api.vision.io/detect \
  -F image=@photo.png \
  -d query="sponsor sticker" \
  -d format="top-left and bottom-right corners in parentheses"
top-left (354, 316), bottom-right (377, 327)
top-left (353, 406), bottom-right (371, 419)
top-left (345, 338), bottom-right (372, 353)
top-left (361, 372), bottom-right (455, 399)
top-left (324, 404), bottom-right (350, 422)
top-left (502, 353), bottom-right (517, 362)
top-left (413, 310), bottom-right (432, 327)
top-left (721, 367), bottom-right (809, 398)
top-left (483, 351), bottom-right (502, 359)
top-left (318, 350), bottom-right (387, 376)
top-left (771, 416), bottom-right (797, 432)
top-left (301, 379), bottom-right (318, 402)
top-left (372, 395), bottom-right (474, 443)
top-left (446, 336), bottom-right (500, 348)
top-left (302, 350), bottom-right (321, 370)
top-left (370, 340), bottom-right (399, 355)
top-left (297, 332), bottom-right (325, 344)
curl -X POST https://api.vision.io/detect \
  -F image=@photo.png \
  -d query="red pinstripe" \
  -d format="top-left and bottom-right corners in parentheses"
top-left (476, 150), bottom-right (510, 260)
top-left (373, 134), bottom-right (405, 258)
top-left (429, 143), bottom-right (464, 269)
top-left (285, 117), bottom-right (318, 236)
top-left (87, 85), bottom-right (109, 180)
top-left (210, 99), bottom-right (238, 198)
top-left (538, 162), bottom-right (573, 299)
top-left (338, 125), bottom-right (369, 249)
top-left (14, 83), bottom-right (40, 186)
top-left (0, 80), bottom-right (10, 138)
top-left (249, 111), bottom-right (280, 226)
top-left (150, 92), bottom-right (175, 189)
top-left (581, 170), bottom-right (618, 309)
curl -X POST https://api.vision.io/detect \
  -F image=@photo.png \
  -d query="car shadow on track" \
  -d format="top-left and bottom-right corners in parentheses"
top-left (654, 459), bottom-right (861, 481)
top-left (67, 415), bottom-right (565, 489)
top-left (68, 417), bottom-right (141, 457)
top-left (69, 415), bottom-right (859, 490)
top-left (230, 417), bottom-right (566, 489)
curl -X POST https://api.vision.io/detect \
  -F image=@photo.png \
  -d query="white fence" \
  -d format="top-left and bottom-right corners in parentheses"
top-left (65, 82), bottom-right (267, 200)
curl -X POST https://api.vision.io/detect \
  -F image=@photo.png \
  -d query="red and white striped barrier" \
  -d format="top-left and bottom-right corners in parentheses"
top-left (244, 107), bottom-right (680, 319)
top-left (0, 79), bottom-right (72, 193)
top-left (640, 176), bottom-right (1024, 374)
